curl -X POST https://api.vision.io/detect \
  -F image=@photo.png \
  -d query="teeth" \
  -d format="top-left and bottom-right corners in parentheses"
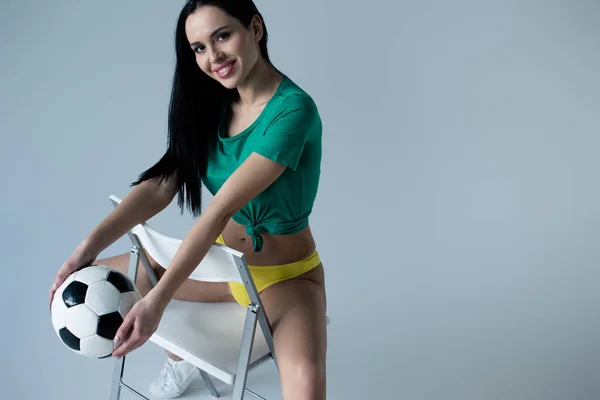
top-left (218, 64), bottom-right (233, 74)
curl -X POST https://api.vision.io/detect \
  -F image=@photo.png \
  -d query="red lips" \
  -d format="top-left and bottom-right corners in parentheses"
top-left (212, 60), bottom-right (236, 72)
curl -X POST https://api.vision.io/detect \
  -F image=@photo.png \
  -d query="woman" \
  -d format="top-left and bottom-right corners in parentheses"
top-left (48, 1), bottom-right (327, 399)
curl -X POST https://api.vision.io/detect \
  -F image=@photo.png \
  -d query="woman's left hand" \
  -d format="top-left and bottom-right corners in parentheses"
top-left (112, 293), bottom-right (167, 358)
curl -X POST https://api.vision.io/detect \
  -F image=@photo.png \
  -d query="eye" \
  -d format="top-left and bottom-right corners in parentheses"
top-left (192, 32), bottom-right (230, 54)
top-left (216, 32), bottom-right (230, 42)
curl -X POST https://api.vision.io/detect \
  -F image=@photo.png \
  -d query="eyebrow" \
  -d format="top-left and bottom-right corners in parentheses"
top-left (189, 25), bottom-right (230, 47)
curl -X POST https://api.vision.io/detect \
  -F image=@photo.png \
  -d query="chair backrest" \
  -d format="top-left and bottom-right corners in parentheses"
top-left (110, 195), bottom-right (245, 284)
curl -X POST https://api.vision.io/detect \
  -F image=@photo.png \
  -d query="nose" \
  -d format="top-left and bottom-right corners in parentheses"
top-left (209, 47), bottom-right (225, 64)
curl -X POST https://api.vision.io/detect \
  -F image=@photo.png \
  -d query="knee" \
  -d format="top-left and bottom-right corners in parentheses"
top-left (280, 360), bottom-right (326, 400)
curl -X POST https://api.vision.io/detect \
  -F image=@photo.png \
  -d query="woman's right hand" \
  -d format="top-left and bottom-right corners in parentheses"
top-left (49, 241), bottom-right (98, 309)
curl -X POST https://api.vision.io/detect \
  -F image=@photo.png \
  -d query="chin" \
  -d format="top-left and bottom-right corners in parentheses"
top-left (219, 73), bottom-right (247, 90)
top-left (219, 79), bottom-right (240, 89)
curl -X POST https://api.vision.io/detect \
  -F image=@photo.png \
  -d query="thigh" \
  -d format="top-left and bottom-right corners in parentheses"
top-left (95, 252), bottom-right (235, 303)
top-left (259, 264), bottom-right (327, 396)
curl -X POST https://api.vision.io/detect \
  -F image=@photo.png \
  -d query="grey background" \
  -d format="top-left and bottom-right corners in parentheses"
top-left (2, 0), bottom-right (600, 399)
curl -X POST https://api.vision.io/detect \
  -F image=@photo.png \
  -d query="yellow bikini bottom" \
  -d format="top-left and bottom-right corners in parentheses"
top-left (215, 235), bottom-right (321, 306)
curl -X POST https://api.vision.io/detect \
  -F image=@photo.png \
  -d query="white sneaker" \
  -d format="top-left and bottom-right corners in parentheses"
top-left (148, 357), bottom-right (200, 399)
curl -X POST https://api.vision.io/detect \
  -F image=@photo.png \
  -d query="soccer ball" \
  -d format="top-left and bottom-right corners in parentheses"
top-left (50, 264), bottom-right (142, 358)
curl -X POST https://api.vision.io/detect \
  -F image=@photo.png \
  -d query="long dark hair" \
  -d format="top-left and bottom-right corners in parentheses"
top-left (130, 0), bottom-right (272, 217)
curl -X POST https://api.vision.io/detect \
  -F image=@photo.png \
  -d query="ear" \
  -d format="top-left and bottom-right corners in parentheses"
top-left (250, 15), bottom-right (263, 42)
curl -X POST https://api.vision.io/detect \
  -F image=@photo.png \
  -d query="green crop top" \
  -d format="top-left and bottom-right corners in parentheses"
top-left (201, 75), bottom-right (322, 252)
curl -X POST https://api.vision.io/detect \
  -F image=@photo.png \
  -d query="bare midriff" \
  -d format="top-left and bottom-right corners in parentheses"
top-left (220, 218), bottom-right (317, 266)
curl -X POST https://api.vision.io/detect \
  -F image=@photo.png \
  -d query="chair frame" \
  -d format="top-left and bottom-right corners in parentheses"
top-left (107, 195), bottom-right (278, 400)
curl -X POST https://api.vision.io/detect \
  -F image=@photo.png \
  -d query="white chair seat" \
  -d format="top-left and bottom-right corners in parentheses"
top-left (149, 299), bottom-right (271, 385)
top-left (108, 194), bottom-right (304, 400)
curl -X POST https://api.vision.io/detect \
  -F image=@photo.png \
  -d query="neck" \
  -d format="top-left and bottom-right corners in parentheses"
top-left (236, 57), bottom-right (282, 107)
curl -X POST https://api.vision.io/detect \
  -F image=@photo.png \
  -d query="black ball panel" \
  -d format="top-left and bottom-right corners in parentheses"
top-left (97, 311), bottom-right (123, 340)
top-left (107, 271), bottom-right (135, 293)
top-left (59, 327), bottom-right (80, 351)
top-left (62, 281), bottom-right (88, 308)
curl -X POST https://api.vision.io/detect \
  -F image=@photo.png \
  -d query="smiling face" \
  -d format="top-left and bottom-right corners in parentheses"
top-left (185, 5), bottom-right (263, 89)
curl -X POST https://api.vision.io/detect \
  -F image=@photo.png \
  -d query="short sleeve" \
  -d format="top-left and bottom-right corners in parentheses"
top-left (254, 94), bottom-right (320, 171)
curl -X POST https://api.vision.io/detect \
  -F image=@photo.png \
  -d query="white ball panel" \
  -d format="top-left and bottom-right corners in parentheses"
top-left (51, 295), bottom-right (69, 334)
top-left (65, 304), bottom-right (98, 339)
top-left (74, 265), bottom-right (110, 285)
top-left (119, 291), bottom-right (141, 318)
top-left (85, 281), bottom-right (121, 315)
top-left (80, 335), bottom-right (114, 358)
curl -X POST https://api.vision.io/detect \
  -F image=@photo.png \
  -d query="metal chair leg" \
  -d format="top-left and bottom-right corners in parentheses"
top-left (232, 305), bottom-right (259, 400)
top-left (244, 388), bottom-right (268, 400)
top-left (109, 246), bottom-right (144, 400)
top-left (109, 356), bottom-right (125, 400)
top-left (200, 369), bottom-right (221, 398)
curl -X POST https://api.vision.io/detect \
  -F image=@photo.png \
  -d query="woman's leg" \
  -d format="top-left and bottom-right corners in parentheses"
top-left (94, 251), bottom-right (235, 302)
top-left (259, 264), bottom-right (328, 400)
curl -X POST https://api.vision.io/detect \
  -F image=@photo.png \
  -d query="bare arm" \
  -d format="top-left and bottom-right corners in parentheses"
top-left (112, 153), bottom-right (286, 356)
top-left (84, 172), bottom-right (179, 257)
top-left (49, 171), bottom-right (180, 308)
top-left (148, 153), bottom-right (286, 307)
